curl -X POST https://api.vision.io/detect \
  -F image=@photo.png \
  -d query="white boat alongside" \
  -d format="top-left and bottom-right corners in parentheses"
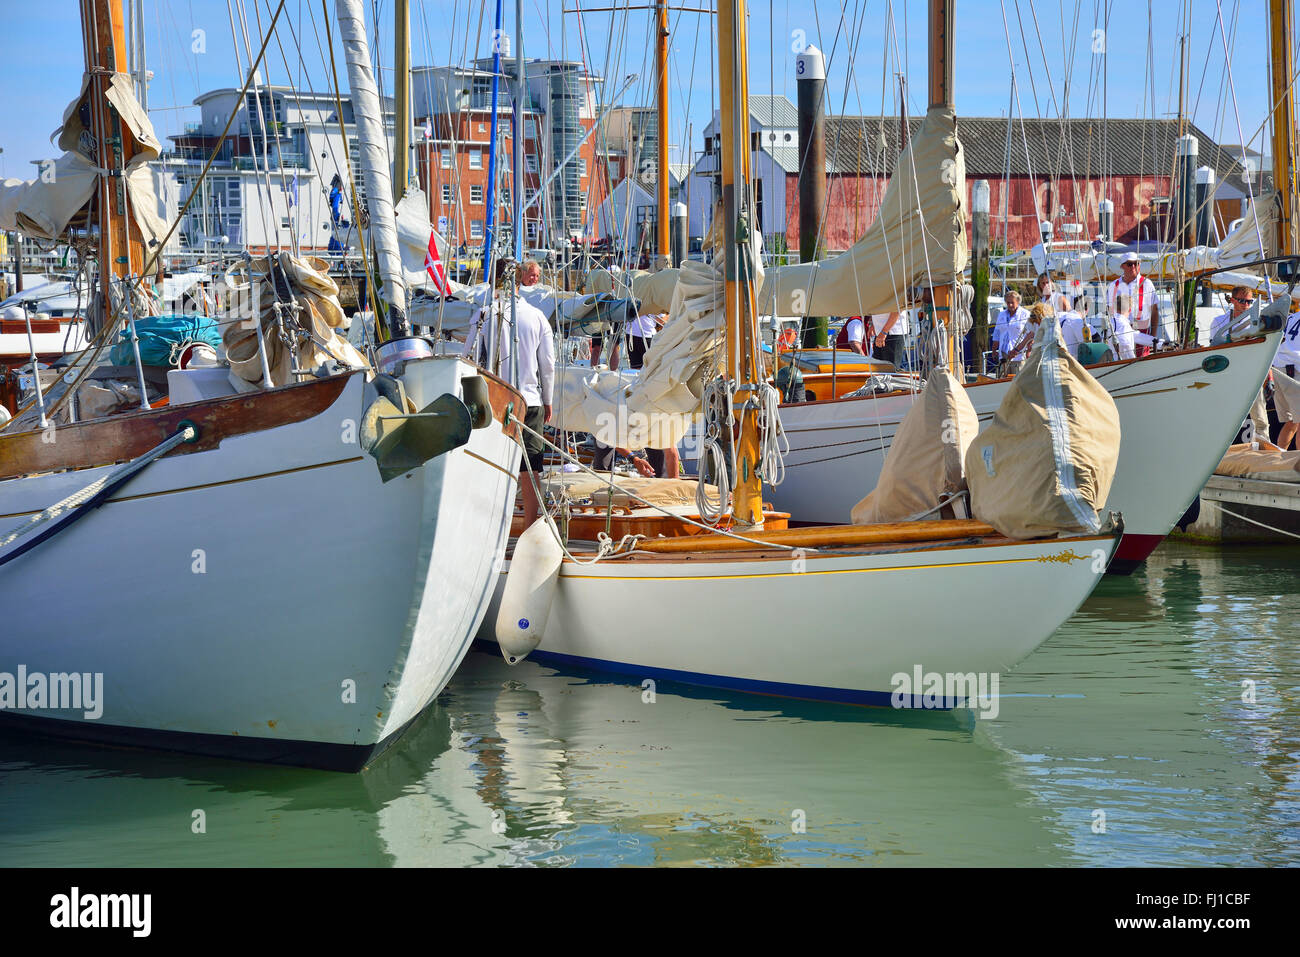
top-left (775, 331), bottom-right (1282, 572)
top-left (479, 0), bottom-right (1119, 710)
top-left (0, 358), bottom-right (522, 769)
top-left (0, 0), bottom-right (526, 771)
top-left (481, 524), bottom-right (1117, 705)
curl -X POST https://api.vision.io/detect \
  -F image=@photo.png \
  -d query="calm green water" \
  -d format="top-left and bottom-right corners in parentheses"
top-left (2, 543), bottom-right (1297, 867)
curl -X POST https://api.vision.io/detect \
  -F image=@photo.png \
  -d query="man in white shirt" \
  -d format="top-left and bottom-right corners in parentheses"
top-left (870, 312), bottom-right (905, 366)
top-left (1209, 286), bottom-right (1256, 342)
top-left (1273, 310), bottom-right (1300, 449)
top-left (474, 261), bottom-right (556, 526)
top-left (835, 316), bottom-right (871, 355)
top-left (517, 258), bottom-right (559, 320)
top-left (991, 290), bottom-right (1028, 358)
top-left (1057, 294), bottom-right (1093, 353)
top-left (1111, 294), bottom-right (1137, 359)
top-left (1108, 253), bottom-right (1160, 356)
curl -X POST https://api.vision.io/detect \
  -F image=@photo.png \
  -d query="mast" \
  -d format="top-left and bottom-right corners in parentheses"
top-left (393, 0), bottom-right (410, 203)
top-left (336, 0), bottom-right (409, 338)
top-left (717, 0), bottom-right (763, 524)
top-left (927, 0), bottom-right (957, 371)
top-left (1269, 0), bottom-right (1298, 259)
top-left (512, 0), bottom-right (525, 262)
top-left (483, 0), bottom-right (504, 278)
top-left (655, 0), bottom-right (670, 269)
top-left (82, 0), bottom-right (146, 312)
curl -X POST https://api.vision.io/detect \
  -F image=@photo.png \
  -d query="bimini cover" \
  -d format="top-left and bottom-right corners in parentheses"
top-left (965, 316), bottom-right (1120, 538)
top-left (850, 367), bottom-right (980, 524)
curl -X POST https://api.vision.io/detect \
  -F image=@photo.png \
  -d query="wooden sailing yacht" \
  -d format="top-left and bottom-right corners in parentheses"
top-left (478, 0), bottom-right (1119, 707)
top-left (0, 0), bottom-right (524, 770)
top-left (769, 2), bottom-right (1291, 573)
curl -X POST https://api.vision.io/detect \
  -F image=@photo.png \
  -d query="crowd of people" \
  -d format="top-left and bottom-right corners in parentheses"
top-left (470, 251), bottom-right (1300, 506)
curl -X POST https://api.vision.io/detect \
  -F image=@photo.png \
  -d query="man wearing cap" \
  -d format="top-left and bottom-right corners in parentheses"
top-left (1108, 253), bottom-right (1160, 357)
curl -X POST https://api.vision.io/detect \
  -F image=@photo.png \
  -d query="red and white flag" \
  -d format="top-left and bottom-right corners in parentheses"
top-left (425, 230), bottom-right (450, 295)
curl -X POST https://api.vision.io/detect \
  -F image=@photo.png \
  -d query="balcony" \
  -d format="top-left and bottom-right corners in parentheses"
top-left (230, 152), bottom-right (309, 171)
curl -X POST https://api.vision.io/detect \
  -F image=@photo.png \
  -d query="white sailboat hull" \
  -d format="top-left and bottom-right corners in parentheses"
top-left (0, 359), bottom-right (521, 770)
top-left (773, 335), bottom-right (1281, 571)
top-left (480, 532), bottom-right (1116, 704)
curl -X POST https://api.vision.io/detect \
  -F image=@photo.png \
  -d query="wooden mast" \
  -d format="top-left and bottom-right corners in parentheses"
top-left (394, 0), bottom-right (411, 203)
top-left (928, 0), bottom-right (957, 370)
top-left (82, 0), bottom-right (145, 312)
top-left (1270, 0), bottom-right (1298, 259)
top-left (717, 0), bottom-right (764, 524)
top-left (655, 0), bottom-right (670, 269)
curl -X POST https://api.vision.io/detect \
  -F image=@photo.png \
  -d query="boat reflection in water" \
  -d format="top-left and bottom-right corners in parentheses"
top-left (982, 544), bottom-right (1300, 867)
top-left (4, 547), bottom-right (1297, 869)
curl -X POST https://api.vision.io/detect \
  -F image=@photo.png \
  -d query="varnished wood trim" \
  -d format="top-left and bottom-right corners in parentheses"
top-left (478, 367), bottom-right (526, 441)
top-left (0, 373), bottom-right (352, 482)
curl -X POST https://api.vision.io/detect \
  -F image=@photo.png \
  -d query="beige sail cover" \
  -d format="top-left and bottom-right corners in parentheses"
top-left (1215, 445), bottom-right (1300, 482)
top-left (555, 240), bottom-right (762, 449)
top-left (965, 317), bottom-right (1120, 539)
top-left (1, 73), bottom-right (164, 247)
top-left (222, 255), bottom-right (368, 388)
top-left (850, 367), bottom-right (980, 524)
top-left (759, 105), bottom-right (967, 317)
top-left (585, 267), bottom-right (680, 314)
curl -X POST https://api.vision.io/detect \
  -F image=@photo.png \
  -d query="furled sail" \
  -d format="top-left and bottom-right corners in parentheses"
top-left (759, 105), bottom-right (968, 317)
top-left (1036, 193), bottom-right (1279, 283)
top-left (0, 73), bottom-right (164, 247)
top-left (555, 236), bottom-right (765, 450)
top-left (336, 0), bottom-right (407, 323)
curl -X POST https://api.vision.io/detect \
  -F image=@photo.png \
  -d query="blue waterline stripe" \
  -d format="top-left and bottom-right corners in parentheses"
top-left (518, 646), bottom-right (964, 709)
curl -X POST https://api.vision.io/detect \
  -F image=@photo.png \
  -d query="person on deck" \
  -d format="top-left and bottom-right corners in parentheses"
top-left (327, 174), bottom-right (349, 253)
top-left (1005, 302), bottom-right (1052, 363)
top-left (835, 315), bottom-right (872, 355)
top-left (1108, 252), bottom-right (1159, 356)
top-left (1210, 286), bottom-right (1256, 342)
top-left (1272, 309), bottom-right (1300, 450)
top-left (1036, 273), bottom-right (1071, 315)
top-left (991, 290), bottom-right (1029, 362)
top-left (870, 312), bottom-right (905, 366)
top-left (1058, 294), bottom-right (1093, 353)
top-left (1110, 294), bottom-right (1138, 359)
top-left (480, 260), bottom-right (555, 527)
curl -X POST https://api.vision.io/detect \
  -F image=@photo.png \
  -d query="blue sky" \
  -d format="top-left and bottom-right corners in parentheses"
top-left (0, 0), bottom-right (1281, 181)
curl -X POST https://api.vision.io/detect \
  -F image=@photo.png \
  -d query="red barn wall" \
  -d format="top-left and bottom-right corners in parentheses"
top-left (786, 172), bottom-right (1173, 254)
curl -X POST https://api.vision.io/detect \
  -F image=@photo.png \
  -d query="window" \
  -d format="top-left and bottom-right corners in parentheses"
top-left (478, 122), bottom-right (487, 133)
top-left (470, 219), bottom-right (484, 240)
top-left (470, 184), bottom-right (484, 204)
top-left (526, 222), bottom-right (538, 241)
top-left (469, 149), bottom-right (483, 170)
top-left (280, 216), bottom-right (292, 229)
top-left (526, 118), bottom-right (538, 139)
top-left (440, 148), bottom-right (452, 169)
top-left (526, 155), bottom-right (538, 174)
top-left (579, 194), bottom-right (587, 212)
top-left (441, 184), bottom-right (452, 204)
top-left (578, 158), bottom-right (587, 177)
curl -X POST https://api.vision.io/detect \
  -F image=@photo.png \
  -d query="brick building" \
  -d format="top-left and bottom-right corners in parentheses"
top-left (789, 115), bottom-right (1265, 253)
top-left (411, 55), bottom-right (609, 254)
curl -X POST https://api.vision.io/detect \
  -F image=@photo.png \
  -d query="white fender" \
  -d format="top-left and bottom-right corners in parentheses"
top-left (495, 519), bottom-right (564, 664)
